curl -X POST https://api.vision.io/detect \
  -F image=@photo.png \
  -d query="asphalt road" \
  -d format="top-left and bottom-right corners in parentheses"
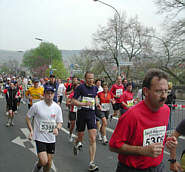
top-left (0, 96), bottom-right (185, 172)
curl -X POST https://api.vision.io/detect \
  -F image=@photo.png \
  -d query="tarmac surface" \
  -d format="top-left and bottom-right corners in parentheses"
top-left (0, 96), bottom-right (185, 172)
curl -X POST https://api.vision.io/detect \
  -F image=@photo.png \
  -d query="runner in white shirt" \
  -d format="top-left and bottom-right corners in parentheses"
top-left (57, 79), bottom-right (66, 106)
top-left (26, 85), bottom-right (63, 172)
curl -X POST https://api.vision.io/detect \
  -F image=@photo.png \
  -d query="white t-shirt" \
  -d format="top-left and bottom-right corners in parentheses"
top-left (137, 88), bottom-right (144, 101)
top-left (27, 100), bottom-right (63, 143)
top-left (58, 83), bottom-right (66, 96)
top-left (97, 86), bottom-right (103, 93)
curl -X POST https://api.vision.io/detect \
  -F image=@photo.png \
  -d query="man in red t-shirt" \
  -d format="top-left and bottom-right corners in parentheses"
top-left (120, 82), bottom-right (134, 115)
top-left (109, 69), bottom-right (177, 172)
top-left (110, 76), bottom-right (124, 118)
top-left (96, 82), bottom-right (113, 144)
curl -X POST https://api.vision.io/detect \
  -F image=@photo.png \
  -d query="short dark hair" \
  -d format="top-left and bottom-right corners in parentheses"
top-left (84, 71), bottom-right (94, 78)
top-left (102, 82), bottom-right (108, 87)
top-left (95, 79), bottom-right (101, 84)
top-left (126, 82), bottom-right (132, 88)
top-left (72, 75), bottom-right (78, 80)
top-left (49, 74), bottom-right (55, 78)
top-left (142, 69), bottom-right (168, 89)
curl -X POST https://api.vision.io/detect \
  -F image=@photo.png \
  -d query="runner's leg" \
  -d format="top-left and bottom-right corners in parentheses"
top-left (43, 154), bottom-right (54, 172)
top-left (88, 129), bottom-right (97, 163)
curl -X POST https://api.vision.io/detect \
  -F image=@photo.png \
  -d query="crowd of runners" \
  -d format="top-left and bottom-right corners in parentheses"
top-left (0, 69), bottom-right (184, 172)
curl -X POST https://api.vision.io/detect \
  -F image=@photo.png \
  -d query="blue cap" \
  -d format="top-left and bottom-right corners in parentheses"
top-left (44, 85), bottom-right (54, 92)
top-left (33, 78), bottom-right (39, 83)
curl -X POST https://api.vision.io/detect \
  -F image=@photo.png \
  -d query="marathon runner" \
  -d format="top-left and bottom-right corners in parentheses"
top-left (120, 82), bottom-right (135, 115)
top-left (26, 85), bottom-right (63, 172)
top-left (95, 79), bottom-right (103, 141)
top-left (44, 75), bottom-right (59, 103)
top-left (4, 82), bottom-right (20, 127)
top-left (96, 82), bottom-right (114, 144)
top-left (66, 80), bottom-right (80, 142)
top-left (25, 78), bottom-right (44, 109)
top-left (72, 71), bottom-right (99, 171)
top-left (110, 76), bottom-right (124, 119)
top-left (4, 77), bottom-right (11, 115)
top-left (57, 79), bottom-right (66, 106)
top-left (65, 76), bottom-right (78, 129)
top-left (109, 69), bottom-right (177, 172)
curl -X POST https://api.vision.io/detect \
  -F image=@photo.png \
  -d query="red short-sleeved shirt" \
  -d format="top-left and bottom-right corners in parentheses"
top-left (110, 84), bottom-right (124, 103)
top-left (121, 90), bottom-right (134, 109)
top-left (3, 89), bottom-right (8, 94)
top-left (109, 101), bottom-right (170, 169)
top-left (68, 91), bottom-right (76, 112)
top-left (19, 85), bottom-right (23, 91)
top-left (98, 91), bottom-right (112, 104)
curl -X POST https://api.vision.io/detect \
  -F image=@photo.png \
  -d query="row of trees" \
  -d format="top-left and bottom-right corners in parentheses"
top-left (22, 42), bottom-right (68, 79)
top-left (70, 1), bottom-right (185, 85)
top-left (0, 60), bottom-right (20, 75)
top-left (20, 0), bottom-right (184, 84)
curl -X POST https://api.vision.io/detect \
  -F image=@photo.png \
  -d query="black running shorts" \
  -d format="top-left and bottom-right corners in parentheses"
top-left (96, 110), bottom-right (109, 119)
top-left (8, 104), bottom-right (17, 112)
top-left (112, 103), bottom-right (122, 110)
top-left (116, 162), bottom-right (165, 172)
top-left (69, 111), bottom-right (77, 121)
top-left (35, 140), bottom-right (55, 154)
top-left (76, 109), bottom-right (96, 132)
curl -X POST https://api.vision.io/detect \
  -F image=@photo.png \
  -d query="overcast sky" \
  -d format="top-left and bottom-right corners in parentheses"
top-left (0, 0), bottom-right (163, 51)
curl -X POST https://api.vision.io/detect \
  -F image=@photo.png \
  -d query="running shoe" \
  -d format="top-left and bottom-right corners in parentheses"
top-left (10, 122), bottom-right (14, 126)
top-left (32, 161), bottom-right (42, 172)
top-left (109, 114), bottom-right (113, 122)
top-left (97, 132), bottom-right (102, 141)
top-left (6, 122), bottom-right (10, 127)
top-left (69, 135), bottom-right (73, 142)
top-left (67, 121), bottom-right (70, 129)
top-left (102, 136), bottom-right (108, 144)
top-left (73, 142), bottom-right (83, 156)
top-left (88, 161), bottom-right (99, 171)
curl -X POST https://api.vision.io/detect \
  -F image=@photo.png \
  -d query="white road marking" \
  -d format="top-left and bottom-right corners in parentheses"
top-left (61, 127), bottom-right (76, 138)
top-left (11, 128), bottom-right (57, 172)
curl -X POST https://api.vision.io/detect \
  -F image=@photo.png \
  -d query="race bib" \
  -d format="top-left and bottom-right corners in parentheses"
top-left (73, 106), bottom-right (78, 112)
top-left (127, 100), bottom-right (134, 107)
top-left (116, 89), bottom-right (123, 96)
top-left (101, 103), bottom-right (110, 111)
top-left (40, 121), bottom-right (56, 133)
top-left (32, 99), bottom-right (40, 103)
top-left (81, 97), bottom-right (95, 110)
top-left (143, 126), bottom-right (166, 146)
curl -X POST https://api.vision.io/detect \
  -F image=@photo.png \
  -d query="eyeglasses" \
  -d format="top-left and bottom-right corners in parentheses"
top-left (154, 89), bottom-right (168, 95)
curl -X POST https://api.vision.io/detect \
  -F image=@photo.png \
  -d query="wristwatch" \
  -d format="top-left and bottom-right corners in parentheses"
top-left (168, 159), bottom-right (176, 163)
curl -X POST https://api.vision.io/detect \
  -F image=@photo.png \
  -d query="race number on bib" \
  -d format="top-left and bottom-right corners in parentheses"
top-left (101, 103), bottom-right (110, 111)
top-left (116, 89), bottom-right (123, 96)
top-left (32, 99), bottom-right (40, 103)
top-left (82, 97), bottom-right (95, 110)
top-left (127, 100), bottom-right (134, 107)
top-left (40, 121), bottom-right (57, 133)
top-left (143, 126), bottom-right (166, 146)
top-left (73, 106), bottom-right (77, 112)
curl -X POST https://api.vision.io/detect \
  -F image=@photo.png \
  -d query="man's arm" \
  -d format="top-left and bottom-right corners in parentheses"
top-left (166, 131), bottom-right (182, 172)
top-left (53, 122), bottom-right (62, 136)
top-left (109, 142), bottom-right (164, 158)
top-left (71, 98), bottom-right (91, 107)
top-left (26, 115), bottom-right (33, 140)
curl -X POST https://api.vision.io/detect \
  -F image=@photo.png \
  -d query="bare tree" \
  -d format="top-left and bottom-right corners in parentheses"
top-left (155, 0), bottom-right (185, 17)
top-left (93, 14), bottom-right (154, 79)
top-left (154, 0), bottom-right (185, 84)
